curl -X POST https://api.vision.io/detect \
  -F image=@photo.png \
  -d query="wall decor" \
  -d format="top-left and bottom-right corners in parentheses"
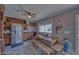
top-left (56, 23), bottom-right (62, 34)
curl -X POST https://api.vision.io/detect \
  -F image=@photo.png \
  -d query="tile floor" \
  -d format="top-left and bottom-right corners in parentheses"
top-left (4, 40), bottom-right (72, 55)
top-left (4, 40), bottom-right (38, 55)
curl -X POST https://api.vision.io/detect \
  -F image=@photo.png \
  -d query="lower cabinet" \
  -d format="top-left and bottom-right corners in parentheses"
top-left (4, 35), bottom-right (11, 45)
top-left (4, 37), bottom-right (11, 45)
top-left (23, 32), bottom-right (33, 41)
top-left (0, 48), bottom-right (2, 55)
top-left (0, 41), bottom-right (2, 55)
top-left (3, 33), bottom-right (33, 45)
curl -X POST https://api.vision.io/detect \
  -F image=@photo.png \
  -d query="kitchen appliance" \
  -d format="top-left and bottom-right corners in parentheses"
top-left (11, 24), bottom-right (23, 48)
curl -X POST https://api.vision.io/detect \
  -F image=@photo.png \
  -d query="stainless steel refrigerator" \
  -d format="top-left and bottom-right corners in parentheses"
top-left (11, 24), bottom-right (23, 48)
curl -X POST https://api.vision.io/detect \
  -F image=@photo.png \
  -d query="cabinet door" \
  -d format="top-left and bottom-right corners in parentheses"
top-left (5, 37), bottom-right (11, 45)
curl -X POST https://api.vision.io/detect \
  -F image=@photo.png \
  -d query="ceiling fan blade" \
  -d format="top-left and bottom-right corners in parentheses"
top-left (32, 13), bottom-right (37, 15)
top-left (24, 10), bottom-right (28, 13)
top-left (31, 15), bottom-right (36, 18)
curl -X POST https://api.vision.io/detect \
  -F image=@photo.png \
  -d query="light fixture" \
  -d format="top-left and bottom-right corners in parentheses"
top-left (28, 15), bottom-right (31, 18)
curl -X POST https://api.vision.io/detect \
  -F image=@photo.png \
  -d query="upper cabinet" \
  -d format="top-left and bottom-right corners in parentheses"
top-left (4, 17), bottom-right (28, 30)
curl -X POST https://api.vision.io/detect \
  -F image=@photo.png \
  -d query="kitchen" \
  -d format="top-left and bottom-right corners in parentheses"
top-left (0, 4), bottom-right (79, 55)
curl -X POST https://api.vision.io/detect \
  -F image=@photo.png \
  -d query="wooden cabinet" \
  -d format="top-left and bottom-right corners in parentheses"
top-left (23, 32), bottom-right (33, 41)
top-left (0, 40), bottom-right (3, 55)
top-left (4, 35), bottom-right (11, 45)
top-left (0, 4), bottom-right (5, 55)
top-left (4, 17), bottom-right (28, 30)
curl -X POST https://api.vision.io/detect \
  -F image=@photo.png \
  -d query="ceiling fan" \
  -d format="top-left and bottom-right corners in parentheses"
top-left (15, 5), bottom-right (37, 18)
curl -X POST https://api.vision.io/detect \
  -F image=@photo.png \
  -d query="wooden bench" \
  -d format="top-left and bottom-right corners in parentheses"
top-left (32, 39), bottom-right (54, 55)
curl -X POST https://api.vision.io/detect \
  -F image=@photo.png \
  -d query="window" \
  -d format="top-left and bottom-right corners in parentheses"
top-left (39, 24), bottom-right (52, 33)
top-left (39, 25), bottom-right (44, 32)
top-left (45, 24), bottom-right (52, 33)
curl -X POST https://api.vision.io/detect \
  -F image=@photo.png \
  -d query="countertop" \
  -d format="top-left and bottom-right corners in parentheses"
top-left (3, 30), bottom-right (34, 34)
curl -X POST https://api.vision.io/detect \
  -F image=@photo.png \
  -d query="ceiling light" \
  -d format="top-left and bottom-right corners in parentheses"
top-left (28, 15), bottom-right (31, 18)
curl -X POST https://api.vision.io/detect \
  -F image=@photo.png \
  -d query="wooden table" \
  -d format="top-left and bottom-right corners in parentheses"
top-left (32, 39), bottom-right (54, 55)
top-left (52, 44), bottom-right (63, 54)
top-left (37, 35), bottom-right (52, 41)
top-left (34, 35), bottom-right (63, 53)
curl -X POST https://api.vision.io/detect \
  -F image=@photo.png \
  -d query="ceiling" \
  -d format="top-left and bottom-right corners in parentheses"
top-left (4, 4), bottom-right (78, 22)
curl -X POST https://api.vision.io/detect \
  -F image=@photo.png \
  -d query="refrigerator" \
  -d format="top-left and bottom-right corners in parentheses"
top-left (11, 24), bottom-right (23, 48)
